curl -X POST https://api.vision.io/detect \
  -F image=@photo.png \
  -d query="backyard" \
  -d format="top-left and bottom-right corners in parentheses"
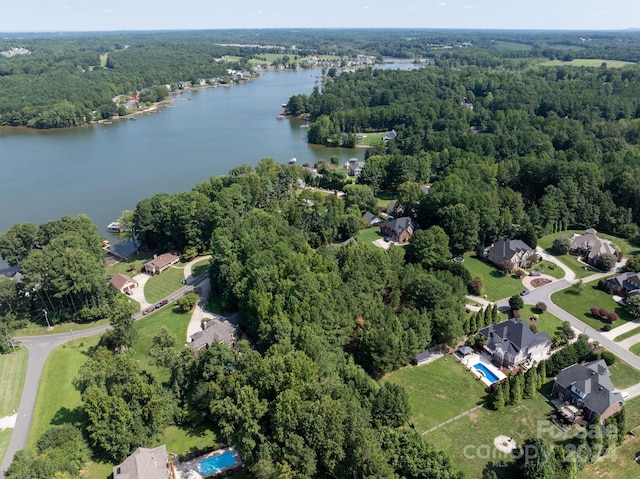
top-left (106, 252), bottom-right (152, 276)
top-left (463, 253), bottom-right (528, 301)
top-left (383, 356), bottom-right (487, 433)
top-left (0, 348), bottom-right (28, 466)
top-left (551, 284), bottom-right (633, 330)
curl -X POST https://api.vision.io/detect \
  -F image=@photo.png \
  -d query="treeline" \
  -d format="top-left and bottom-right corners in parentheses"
top-left (296, 63), bottom-right (640, 246)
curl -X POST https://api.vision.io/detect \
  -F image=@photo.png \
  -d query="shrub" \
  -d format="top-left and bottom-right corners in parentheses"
top-left (535, 302), bottom-right (547, 312)
top-left (600, 350), bottom-right (616, 366)
top-left (594, 252), bottom-right (617, 272)
top-left (598, 308), bottom-right (610, 318)
top-left (602, 324), bottom-right (612, 332)
top-left (590, 307), bottom-right (600, 317)
top-left (605, 312), bottom-right (619, 323)
top-left (468, 277), bottom-right (483, 296)
top-left (515, 269), bottom-right (527, 278)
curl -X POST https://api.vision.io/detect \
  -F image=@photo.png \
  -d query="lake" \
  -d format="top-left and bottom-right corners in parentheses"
top-left (0, 59), bottom-right (418, 238)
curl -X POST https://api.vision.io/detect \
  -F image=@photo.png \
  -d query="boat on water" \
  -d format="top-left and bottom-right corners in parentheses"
top-left (288, 158), bottom-right (297, 165)
top-left (107, 221), bottom-right (123, 233)
top-left (276, 114), bottom-right (286, 120)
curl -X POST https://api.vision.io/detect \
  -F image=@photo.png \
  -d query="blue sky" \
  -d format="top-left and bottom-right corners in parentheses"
top-left (0, 0), bottom-right (638, 32)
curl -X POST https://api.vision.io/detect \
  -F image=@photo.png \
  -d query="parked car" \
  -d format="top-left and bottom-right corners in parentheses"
top-left (520, 289), bottom-right (530, 296)
top-left (530, 271), bottom-right (541, 277)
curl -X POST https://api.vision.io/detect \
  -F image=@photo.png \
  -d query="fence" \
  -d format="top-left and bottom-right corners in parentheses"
top-left (421, 403), bottom-right (487, 435)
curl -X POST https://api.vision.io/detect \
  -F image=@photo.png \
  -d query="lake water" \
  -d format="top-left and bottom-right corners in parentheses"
top-left (0, 59), bottom-right (418, 239)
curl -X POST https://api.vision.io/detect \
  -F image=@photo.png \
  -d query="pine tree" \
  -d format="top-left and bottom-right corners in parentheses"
top-left (603, 418), bottom-right (617, 455)
top-left (536, 361), bottom-right (547, 388)
top-left (614, 408), bottom-right (626, 445)
top-left (491, 303), bottom-right (499, 324)
top-left (511, 370), bottom-right (524, 405)
top-left (469, 313), bottom-right (477, 333)
top-left (523, 367), bottom-right (537, 399)
top-left (587, 416), bottom-right (603, 462)
top-left (502, 373), bottom-right (511, 405)
top-left (462, 315), bottom-right (471, 335)
top-left (483, 306), bottom-right (492, 328)
top-left (491, 384), bottom-right (505, 411)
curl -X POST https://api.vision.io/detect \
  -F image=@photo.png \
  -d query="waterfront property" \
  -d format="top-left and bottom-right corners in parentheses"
top-left (143, 252), bottom-right (181, 275)
top-left (109, 273), bottom-right (138, 294)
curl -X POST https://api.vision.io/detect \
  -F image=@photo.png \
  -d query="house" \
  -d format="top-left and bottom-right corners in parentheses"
top-left (606, 272), bottom-right (640, 297)
top-left (363, 211), bottom-right (382, 227)
top-left (570, 229), bottom-right (617, 265)
top-left (383, 129), bottom-right (397, 142)
top-left (142, 252), bottom-right (180, 275)
top-left (487, 239), bottom-right (534, 269)
top-left (379, 217), bottom-right (415, 243)
top-left (110, 273), bottom-right (138, 294)
top-left (188, 314), bottom-right (239, 350)
top-left (347, 158), bottom-right (365, 176)
top-left (552, 359), bottom-right (624, 423)
top-left (113, 445), bottom-right (174, 479)
top-left (478, 318), bottom-right (551, 369)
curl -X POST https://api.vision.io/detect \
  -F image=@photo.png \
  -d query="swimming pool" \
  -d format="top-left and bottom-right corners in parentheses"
top-left (473, 363), bottom-right (499, 383)
top-left (199, 451), bottom-right (237, 476)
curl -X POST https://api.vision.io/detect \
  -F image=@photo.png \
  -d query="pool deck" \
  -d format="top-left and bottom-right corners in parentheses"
top-left (462, 353), bottom-right (507, 387)
top-left (174, 447), bottom-right (242, 479)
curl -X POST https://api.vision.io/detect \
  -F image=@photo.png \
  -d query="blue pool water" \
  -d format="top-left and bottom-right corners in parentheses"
top-left (199, 451), bottom-right (236, 476)
top-left (473, 363), bottom-right (499, 383)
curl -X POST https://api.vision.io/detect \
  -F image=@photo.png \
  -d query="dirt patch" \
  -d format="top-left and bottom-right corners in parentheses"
top-left (531, 278), bottom-right (551, 288)
top-left (494, 435), bottom-right (517, 453)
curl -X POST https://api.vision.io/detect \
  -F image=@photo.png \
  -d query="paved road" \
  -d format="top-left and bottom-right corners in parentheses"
top-left (0, 272), bottom-right (208, 478)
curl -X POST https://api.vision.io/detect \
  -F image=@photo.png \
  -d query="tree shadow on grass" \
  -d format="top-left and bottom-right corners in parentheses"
top-left (51, 406), bottom-right (85, 428)
top-left (490, 270), bottom-right (505, 279)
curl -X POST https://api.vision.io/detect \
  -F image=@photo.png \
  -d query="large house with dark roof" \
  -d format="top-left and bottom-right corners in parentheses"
top-left (606, 271), bottom-right (640, 297)
top-left (570, 228), bottom-right (618, 266)
top-left (379, 217), bottom-right (415, 243)
top-left (486, 239), bottom-right (534, 269)
top-left (478, 318), bottom-right (551, 369)
top-left (552, 359), bottom-right (624, 423)
top-left (113, 445), bottom-right (174, 479)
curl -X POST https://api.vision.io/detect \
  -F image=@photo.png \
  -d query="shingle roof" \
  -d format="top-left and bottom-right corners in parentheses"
top-left (555, 360), bottom-right (623, 416)
top-left (113, 445), bottom-right (168, 479)
top-left (110, 273), bottom-right (136, 291)
top-left (489, 239), bottom-right (533, 260)
top-left (380, 217), bottom-right (414, 237)
top-left (479, 318), bottom-right (550, 354)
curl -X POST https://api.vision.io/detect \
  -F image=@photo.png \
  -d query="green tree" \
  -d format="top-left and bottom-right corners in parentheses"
top-left (550, 237), bottom-right (571, 255)
top-left (523, 367), bottom-right (537, 399)
top-left (509, 294), bottom-right (524, 311)
top-left (372, 383), bottom-right (410, 428)
top-left (405, 226), bottom-right (451, 268)
top-left (343, 184), bottom-right (377, 213)
top-left (177, 292), bottom-right (199, 313)
top-left (625, 294), bottom-right (640, 318)
top-left (594, 253), bottom-right (617, 272)
top-left (491, 383), bottom-right (505, 411)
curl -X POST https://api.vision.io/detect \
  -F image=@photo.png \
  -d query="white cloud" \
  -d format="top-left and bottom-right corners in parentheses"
top-left (100, 9), bottom-right (112, 14)
top-left (590, 11), bottom-right (611, 17)
top-left (62, 5), bottom-right (71, 9)
top-left (436, 2), bottom-right (446, 6)
top-left (463, 4), bottom-right (477, 9)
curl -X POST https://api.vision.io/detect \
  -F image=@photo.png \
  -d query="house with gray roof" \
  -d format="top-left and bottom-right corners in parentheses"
top-left (379, 217), bottom-right (415, 243)
top-left (362, 211), bottom-right (382, 227)
top-left (552, 359), bottom-right (624, 423)
top-left (486, 239), bottom-right (534, 269)
top-left (113, 445), bottom-right (173, 479)
top-left (478, 318), bottom-right (551, 369)
top-left (606, 271), bottom-right (640, 297)
top-left (570, 228), bottom-right (618, 265)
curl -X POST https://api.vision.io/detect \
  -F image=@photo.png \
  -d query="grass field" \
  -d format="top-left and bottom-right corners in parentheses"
top-left (190, 259), bottom-right (210, 278)
top-left (27, 335), bottom-right (101, 448)
top-left (0, 348), bottom-right (28, 465)
top-left (357, 132), bottom-right (385, 147)
top-left (427, 381), bottom-right (558, 479)
top-left (14, 318), bottom-right (111, 338)
top-left (463, 253), bottom-right (526, 301)
top-left (106, 252), bottom-right (152, 276)
top-left (529, 260), bottom-right (565, 280)
top-left (608, 357), bottom-right (640, 390)
top-left (541, 58), bottom-right (636, 68)
top-left (144, 267), bottom-right (185, 303)
top-left (522, 306), bottom-right (564, 337)
top-left (383, 357), bottom-right (487, 433)
top-left (615, 325), bottom-right (640, 343)
top-left (355, 227), bottom-right (384, 247)
top-left (551, 284), bottom-right (633, 330)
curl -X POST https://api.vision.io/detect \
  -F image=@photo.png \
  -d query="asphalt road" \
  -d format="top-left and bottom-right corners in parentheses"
top-left (0, 275), bottom-right (206, 478)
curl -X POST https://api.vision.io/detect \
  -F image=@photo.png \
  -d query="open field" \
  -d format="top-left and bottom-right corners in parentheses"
top-left (14, 317), bottom-right (110, 338)
top-left (357, 132), bottom-right (385, 147)
top-left (427, 381), bottom-right (561, 479)
top-left (27, 335), bottom-right (101, 448)
top-left (551, 284), bottom-right (633, 330)
top-left (383, 357), bottom-right (487, 433)
top-left (0, 348), bottom-right (28, 465)
top-left (463, 253), bottom-right (527, 301)
top-left (615, 325), bottom-right (640, 343)
top-left (144, 266), bottom-right (185, 303)
top-left (541, 58), bottom-right (636, 68)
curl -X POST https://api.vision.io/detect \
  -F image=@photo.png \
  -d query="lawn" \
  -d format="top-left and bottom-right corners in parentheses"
top-left (629, 343), bottom-right (640, 357)
top-left (155, 424), bottom-right (218, 457)
top-left (608, 357), bottom-right (640, 390)
top-left (528, 260), bottom-right (564, 280)
top-left (0, 347), bottom-right (28, 465)
top-left (383, 357), bottom-right (487, 433)
top-left (522, 306), bottom-right (564, 337)
top-left (357, 132), bottom-right (385, 147)
top-left (106, 251), bottom-right (152, 276)
top-left (190, 259), bottom-right (210, 278)
top-left (426, 381), bottom-right (561, 479)
top-left (539, 230), bottom-right (639, 259)
top-left (355, 226), bottom-right (384, 246)
top-left (615, 325), bottom-right (640, 343)
top-left (144, 267), bottom-right (185, 304)
top-left (551, 284), bottom-right (633, 330)
top-left (541, 58), bottom-right (636, 68)
top-left (374, 191), bottom-right (397, 208)
top-left (14, 318), bottom-right (111, 338)
top-left (27, 335), bottom-right (101, 448)
top-left (463, 253), bottom-right (527, 301)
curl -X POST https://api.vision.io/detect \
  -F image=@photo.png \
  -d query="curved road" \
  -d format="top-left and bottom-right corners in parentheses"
top-left (0, 263), bottom-right (209, 478)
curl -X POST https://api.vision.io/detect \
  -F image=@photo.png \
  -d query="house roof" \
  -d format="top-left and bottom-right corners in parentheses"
top-left (459, 346), bottom-right (474, 356)
top-left (555, 360), bottom-right (623, 416)
top-left (110, 273), bottom-right (136, 291)
top-left (362, 211), bottom-right (381, 225)
top-left (489, 239), bottom-right (533, 261)
top-left (188, 316), bottom-right (238, 349)
top-left (113, 445), bottom-right (168, 479)
top-left (479, 318), bottom-right (550, 355)
top-left (571, 229), bottom-right (616, 260)
top-left (379, 217), bottom-right (414, 237)
top-left (416, 350), bottom-right (431, 363)
top-left (608, 272), bottom-right (640, 290)
top-left (144, 252), bottom-right (180, 270)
